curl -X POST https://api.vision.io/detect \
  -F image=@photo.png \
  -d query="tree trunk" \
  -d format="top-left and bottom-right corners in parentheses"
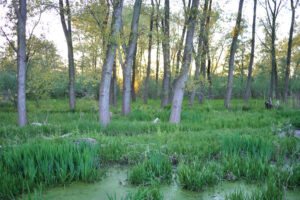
top-left (17, 0), bottom-right (28, 127)
top-left (154, 1), bottom-right (160, 100)
top-left (189, 0), bottom-right (209, 107)
top-left (122, 0), bottom-right (142, 115)
top-left (224, 0), bottom-right (244, 108)
top-left (143, 0), bottom-right (154, 104)
top-left (99, 0), bottom-right (124, 126)
top-left (59, 0), bottom-right (76, 110)
top-left (110, 60), bottom-right (117, 107)
top-left (244, 0), bottom-right (257, 103)
top-left (169, 0), bottom-right (200, 123)
top-left (131, 44), bottom-right (137, 102)
top-left (207, 46), bottom-right (212, 98)
top-left (198, 0), bottom-right (212, 104)
top-left (283, 0), bottom-right (297, 103)
top-left (175, 0), bottom-right (191, 77)
top-left (161, 0), bottom-right (171, 107)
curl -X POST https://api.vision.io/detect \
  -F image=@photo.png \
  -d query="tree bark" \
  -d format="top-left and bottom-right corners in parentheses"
top-left (189, 0), bottom-right (209, 107)
top-left (59, 0), bottom-right (76, 110)
top-left (169, 0), bottom-right (200, 123)
top-left (175, 0), bottom-right (192, 77)
top-left (17, 0), bottom-right (28, 127)
top-left (161, 0), bottom-right (171, 107)
top-left (224, 0), bottom-right (244, 108)
top-left (207, 45), bottom-right (212, 98)
top-left (143, 0), bottom-right (154, 104)
top-left (99, 0), bottom-right (124, 126)
top-left (198, 0), bottom-right (212, 104)
top-left (265, 0), bottom-right (282, 101)
top-left (244, 1), bottom-right (257, 103)
top-left (154, 1), bottom-right (160, 100)
top-left (122, 0), bottom-right (142, 115)
top-left (283, 0), bottom-right (298, 103)
top-left (131, 44), bottom-right (138, 102)
top-left (110, 60), bottom-right (117, 107)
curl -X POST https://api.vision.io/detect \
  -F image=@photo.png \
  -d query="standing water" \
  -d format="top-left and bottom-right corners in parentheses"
top-left (22, 167), bottom-right (300, 200)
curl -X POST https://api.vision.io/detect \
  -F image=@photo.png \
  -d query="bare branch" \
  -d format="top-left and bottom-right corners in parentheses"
top-left (0, 27), bottom-right (17, 52)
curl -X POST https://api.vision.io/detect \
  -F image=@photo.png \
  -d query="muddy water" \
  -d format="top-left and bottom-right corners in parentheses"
top-left (22, 167), bottom-right (300, 200)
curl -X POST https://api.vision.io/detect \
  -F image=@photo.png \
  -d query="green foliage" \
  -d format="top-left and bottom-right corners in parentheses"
top-left (0, 71), bottom-right (17, 104)
top-left (128, 152), bottom-right (172, 185)
top-left (177, 161), bottom-right (223, 191)
top-left (0, 99), bottom-right (299, 199)
top-left (0, 141), bottom-right (102, 199)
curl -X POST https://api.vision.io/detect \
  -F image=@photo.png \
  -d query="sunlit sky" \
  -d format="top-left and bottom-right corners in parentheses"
top-left (0, 0), bottom-right (298, 64)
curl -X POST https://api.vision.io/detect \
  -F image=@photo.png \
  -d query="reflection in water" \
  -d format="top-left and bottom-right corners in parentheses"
top-left (22, 167), bottom-right (300, 200)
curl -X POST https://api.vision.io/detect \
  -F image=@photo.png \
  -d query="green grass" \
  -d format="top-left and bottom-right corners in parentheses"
top-left (128, 151), bottom-right (172, 185)
top-left (177, 161), bottom-right (223, 191)
top-left (0, 98), bottom-right (299, 199)
top-left (0, 140), bottom-right (103, 199)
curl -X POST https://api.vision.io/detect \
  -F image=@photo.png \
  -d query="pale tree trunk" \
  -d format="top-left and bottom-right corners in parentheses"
top-left (244, 2), bottom-right (257, 103)
top-left (59, 0), bottom-right (76, 110)
top-left (161, 0), bottom-right (171, 107)
top-left (198, 0), bottom-right (212, 104)
top-left (283, 0), bottom-right (298, 103)
top-left (224, 0), bottom-right (244, 108)
top-left (99, 0), bottom-right (124, 126)
top-left (17, 0), bottom-right (28, 127)
top-left (131, 44), bottom-right (137, 102)
top-left (169, 0), bottom-right (200, 123)
top-left (189, 0), bottom-right (209, 107)
top-left (143, 0), bottom-right (154, 104)
top-left (122, 0), bottom-right (142, 115)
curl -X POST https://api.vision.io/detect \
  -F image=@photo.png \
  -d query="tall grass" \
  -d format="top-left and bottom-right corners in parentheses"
top-left (0, 141), bottom-right (102, 199)
top-left (128, 152), bottom-right (172, 185)
top-left (177, 161), bottom-right (223, 191)
top-left (0, 99), bottom-right (299, 198)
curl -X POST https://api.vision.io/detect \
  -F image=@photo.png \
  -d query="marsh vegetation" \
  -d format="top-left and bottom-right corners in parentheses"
top-left (0, 99), bottom-right (299, 199)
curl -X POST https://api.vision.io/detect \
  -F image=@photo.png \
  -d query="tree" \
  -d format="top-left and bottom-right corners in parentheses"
top-left (175, 0), bottom-right (192, 78)
top-left (283, 0), bottom-right (298, 103)
top-left (59, 0), bottom-right (76, 109)
top-left (143, 0), bottom-right (155, 104)
top-left (161, 0), bottom-right (171, 107)
top-left (122, 0), bottom-right (143, 115)
top-left (189, 0), bottom-right (208, 107)
top-left (131, 43), bottom-right (138, 102)
top-left (154, 0), bottom-right (161, 100)
top-left (169, 0), bottom-right (200, 123)
top-left (17, 0), bottom-right (28, 126)
top-left (224, 0), bottom-right (244, 108)
top-left (244, 0), bottom-right (257, 103)
top-left (99, 0), bottom-right (124, 126)
top-left (198, 0), bottom-right (212, 104)
top-left (262, 0), bottom-right (283, 101)
top-left (110, 60), bottom-right (117, 107)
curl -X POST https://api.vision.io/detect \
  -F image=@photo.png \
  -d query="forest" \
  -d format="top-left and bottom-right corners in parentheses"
top-left (0, 0), bottom-right (300, 199)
